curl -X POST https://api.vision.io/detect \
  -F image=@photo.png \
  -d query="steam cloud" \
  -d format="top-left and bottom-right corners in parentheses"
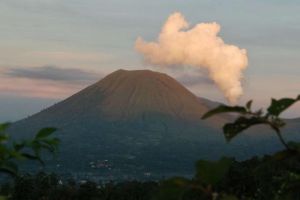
top-left (135, 12), bottom-right (248, 104)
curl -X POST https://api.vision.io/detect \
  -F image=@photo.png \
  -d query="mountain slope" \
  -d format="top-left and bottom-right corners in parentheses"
top-left (20, 69), bottom-right (226, 123)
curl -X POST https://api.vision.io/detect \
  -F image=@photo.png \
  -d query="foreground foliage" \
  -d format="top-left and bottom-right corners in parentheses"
top-left (202, 95), bottom-right (300, 151)
top-left (0, 152), bottom-right (299, 200)
top-left (0, 123), bottom-right (59, 176)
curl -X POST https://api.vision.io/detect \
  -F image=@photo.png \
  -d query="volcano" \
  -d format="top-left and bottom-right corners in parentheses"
top-left (10, 69), bottom-right (294, 180)
top-left (19, 69), bottom-right (226, 123)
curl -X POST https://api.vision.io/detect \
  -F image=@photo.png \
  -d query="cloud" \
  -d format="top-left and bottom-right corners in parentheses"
top-left (4, 65), bottom-right (101, 84)
top-left (0, 50), bottom-right (113, 69)
top-left (29, 51), bottom-right (110, 64)
top-left (0, 77), bottom-right (80, 99)
top-left (0, 66), bottom-right (103, 99)
top-left (135, 12), bottom-right (248, 104)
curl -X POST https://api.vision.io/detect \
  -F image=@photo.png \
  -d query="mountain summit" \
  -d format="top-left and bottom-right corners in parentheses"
top-left (93, 69), bottom-right (210, 120)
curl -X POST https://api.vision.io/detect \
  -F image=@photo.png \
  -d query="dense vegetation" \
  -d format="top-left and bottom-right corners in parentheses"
top-left (0, 152), bottom-right (299, 200)
top-left (0, 95), bottom-right (299, 199)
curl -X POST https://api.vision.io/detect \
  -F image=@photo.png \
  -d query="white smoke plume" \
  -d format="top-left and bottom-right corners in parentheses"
top-left (135, 12), bottom-right (248, 104)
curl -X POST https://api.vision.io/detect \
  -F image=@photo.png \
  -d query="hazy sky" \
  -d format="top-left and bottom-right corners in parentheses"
top-left (0, 0), bottom-right (300, 121)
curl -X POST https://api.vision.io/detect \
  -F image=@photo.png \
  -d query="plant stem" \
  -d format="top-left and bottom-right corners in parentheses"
top-left (275, 130), bottom-right (291, 151)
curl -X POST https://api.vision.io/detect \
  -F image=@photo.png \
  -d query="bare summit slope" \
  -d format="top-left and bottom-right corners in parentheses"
top-left (92, 69), bottom-right (222, 121)
top-left (23, 69), bottom-right (226, 126)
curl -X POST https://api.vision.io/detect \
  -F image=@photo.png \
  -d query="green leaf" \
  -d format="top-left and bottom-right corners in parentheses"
top-left (0, 123), bottom-right (10, 133)
top-left (42, 138), bottom-right (60, 152)
top-left (35, 127), bottom-right (57, 139)
top-left (287, 142), bottom-right (300, 152)
top-left (195, 157), bottom-right (233, 185)
top-left (267, 96), bottom-right (300, 116)
top-left (8, 150), bottom-right (23, 160)
top-left (13, 142), bottom-right (25, 151)
top-left (39, 142), bottom-right (56, 153)
top-left (0, 145), bottom-right (9, 156)
top-left (164, 177), bottom-right (190, 187)
top-left (21, 153), bottom-right (39, 161)
top-left (0, 195), bottom-right (8, 200)
top-left (0, 134), bottom-right (9, 143)
top-left (157, 177), bottom-right (190, 200)
top-left (223, 116), bottom-right (266, 141)
top-left (246, 100), bottom-right (253, 110)
top-left (202, 105), bottom-right (247, 119)
top-left (0, 161), bottom-right (18, 176)
top-left (220, 194), bottom-right (239, 200)
top-left (43, 138), bottom-right (60, 146)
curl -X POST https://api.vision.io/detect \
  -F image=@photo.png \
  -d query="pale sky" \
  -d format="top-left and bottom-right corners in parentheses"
top-left (0, 0), bottom-right (300, 121)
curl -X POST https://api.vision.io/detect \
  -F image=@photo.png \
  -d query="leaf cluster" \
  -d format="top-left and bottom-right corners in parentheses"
top-left (0, 123), bottom-right (59, 176)
top-left (202, 95), bottom-right (300, 150)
